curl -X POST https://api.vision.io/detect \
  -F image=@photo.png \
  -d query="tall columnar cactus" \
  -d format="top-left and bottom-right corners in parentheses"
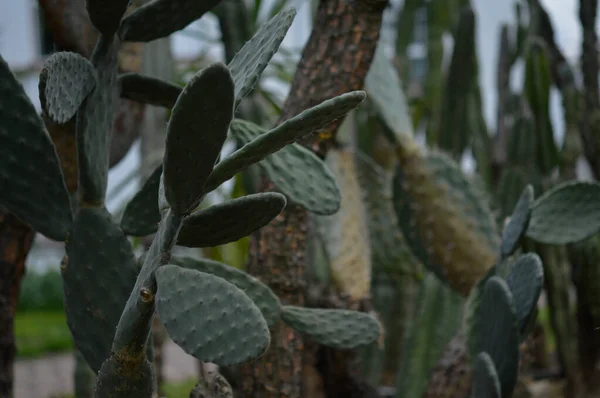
top-left (0, 4), bottom-right (384, 397)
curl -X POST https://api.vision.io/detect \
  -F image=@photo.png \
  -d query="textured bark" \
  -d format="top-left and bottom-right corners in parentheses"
top-left (0, 210), bottom-right (35, 398)
top-left (237, 0), bottom-right (387, 396)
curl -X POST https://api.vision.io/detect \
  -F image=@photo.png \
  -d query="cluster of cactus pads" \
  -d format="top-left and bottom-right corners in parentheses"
top-left (0, 3), bottom-right (382, 397)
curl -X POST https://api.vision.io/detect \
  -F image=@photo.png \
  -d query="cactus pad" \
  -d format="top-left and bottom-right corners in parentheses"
top-left (315, 148), bottom-right (372, 301)
top-left (504, 253), bottom-right (544, 334)
top-left (526, 181), bottom-right (600, 244)
top-left (0, 53), bottom-right (72, 241)
top-left (120, 164), bottom-right (162, 236)
top-left (63, 206), bottom-right (138, 373)
top-left (39, 52), bottom-right (96, 124)
top-left (500, 185), bottom-right (533, 258)
top-left (173, 257), bottom-right (281, 326)
top-left (280, 306), bottom-right (381, 350)
top-left (87, 0), bottom-right (131, 37)
top-left (118, 73), bottom-right (182, 108)
top-left (365, 45), bottom-right (414, 146)
top-left (155, 265), bottom-right (270, 366)
top-left (76, 37), bottom-right (120, 203)
top-left (119, 0), bottom-right (223, 42)
top-left (177, 192), bottom-right (286, 248)
top-left (229, 119), bottom-right (341, 215)
top-left (163, 63), bottom-right (234, 215)
top-left (472, 352), bottom-right (501, 398)
top-left (204, 91), bottom-right (365, 192)
top-left (94, 353), bottom-right (155, 398)
top-left (469, 276), bottom-right (519, 398)
top-left (228, 8), bottom-right (296, 106)
top-left (355, 151), bottom-right (420, 276)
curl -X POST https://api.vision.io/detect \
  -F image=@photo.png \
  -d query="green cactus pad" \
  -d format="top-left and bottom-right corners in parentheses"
top-left (178, 192), bottom-right (286, 248)
top-left (118, 72), bottom-right (182, 108)
top-left (39, 52), bottom-right (96, 124)
top-left (76, 37), bottom-right (120, 203)
top-left (469, 276), bottom-right (519, 398)
top-left (63, 206), bottom-right (138, 373)
top-left (87, 0), bottom-right (131, 37)
top-left (472, 352), bottom-right (502, 398)
top-left (229, 119), bottom-right (341, 215)
top-left (163, 63), bottom-right (234, 215)
top-left (119, 0), bottom-right (223, 42)
top-left (504, 253), bottom-right (544, 334)
top-left (500, 185), bottom-right (533, 258)
top-left (355, 151), bottom-right (420, 276)
top-left (526, 181), bottom-right (600, 244)
top-left (365, 45), bottom-right (414, 146)
top-left (172, 257), bottom-right (281, 326)
top-left (280, 306), bottom-right (381, 350)
top-left (155, 264), bottom-right (270, 366)
top-left (204, 91), bottom-right (366, 192)
top-left (120, 164), bottom-right (162, 236)
top-left (94, 353), bottom-right (155, 398)
top-left (228, 8), bottom-right (296, 106)
top-left (396, 273), bottom-right (464, 398)
top-left (0, 53), bottom-right (72, 241)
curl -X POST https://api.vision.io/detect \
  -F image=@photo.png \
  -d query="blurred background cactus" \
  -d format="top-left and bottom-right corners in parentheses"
top-left (3, 0), bottom-right (600, 398)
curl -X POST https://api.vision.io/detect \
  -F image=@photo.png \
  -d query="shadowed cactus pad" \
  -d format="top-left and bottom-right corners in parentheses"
top-left (316, 147), bottom-right (372, 300)
top-left (468, 276), bottom-right (519, 398)
top-left (76, 37), bottom-right (120, 203)
top-left (526, 181), bottom-right (600, 244)
top-left (39, 52), bottom-right (96, 124)
top-left (280, 306), bottom-right (381, 350)
top-left (504, 253), bottom-right (544, 334)
top-left (120, 164), bottom-right (162, 236)
top-left (163, 62), bottom-right (234, 215)
top-left (63, 206), bottom-right (138, 373)
top-left (205, 91), bottom-right (365, 194)
top-left (0, 53), bottom-right (72, 241)
top-left (118, 73), bottom-right (182, 108)
top-left (500, 185), bottom-right (533, 258)
top-left (87, 0), bottom-right (131, 37)
top-left (155, 265), bottom-right (270, 366)
top-left (177, 192), bottom-right (286, 248)
top-left (228, 8), bottom-right (296, 106)
top-left (229, 118), bottom-right (341, 215)
top-left (173, 257), bottom-right (282, 327)
top-left (472, 352), bottom-right (501, 398)
top-left (119, 0), bottom-right (223, 42)
top-left (95, 353), bottom-right (154, 398)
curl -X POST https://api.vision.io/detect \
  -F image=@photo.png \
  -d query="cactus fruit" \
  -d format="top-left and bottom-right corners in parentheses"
top-left (526, 180), bottom-right (600, 244)
top-left (76, 37), bottom-right (120, 204)
top-left (173, 257), bottom-right (281, 327)
top-left (0, 54), bottom-right (73, 241)
top-left (500, 185), bottom-right (533, 260)
top-left (118, 73), bottom-right (182, 108)
top-left (315, 147), bottom-right (372, 301)
top-left (120, 164), bottom-right (162, 236)
top-left (280, 305), bottom-right (381, 350)
top-left (39, 52), bottom-right (97, 124)
top-left (229, 118), bottom-right (342, 215)
top-left (163, 63), bottom-right (234, 215)
top-left (119, 0), bottom-right (224, 42)
top-left (468, 276), bottom-right (519, 398)
top-left (176, 192), bottom-right (287, 248)
top-left (63, 206), bottom-right (138, 373)
top-left (472, 352), bottom-right (502, 398)
top-left (155, 265), bottom-right (270, 366)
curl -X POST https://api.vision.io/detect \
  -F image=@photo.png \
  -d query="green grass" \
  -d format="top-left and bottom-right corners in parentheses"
top-left (14, 311), bottom-right (73, 358)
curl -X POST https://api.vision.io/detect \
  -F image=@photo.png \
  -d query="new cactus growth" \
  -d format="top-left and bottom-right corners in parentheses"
top-left (0, 5), bottom-right (383, 397)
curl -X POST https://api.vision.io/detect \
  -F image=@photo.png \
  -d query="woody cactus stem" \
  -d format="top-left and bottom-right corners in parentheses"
top-left (238, 0), bottom-right (387, 396)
